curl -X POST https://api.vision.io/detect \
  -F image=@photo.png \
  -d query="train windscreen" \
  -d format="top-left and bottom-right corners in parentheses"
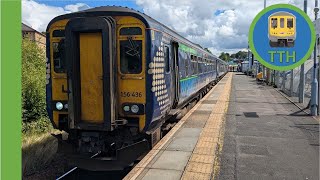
top-left (287, 18), bottom-right (293, 28)
top-left (271, 18), bottom-right (277, 28)
top-left (52, 39), bottom-right (66, 73)
top-left (120, 37), bottom-right (142, 74)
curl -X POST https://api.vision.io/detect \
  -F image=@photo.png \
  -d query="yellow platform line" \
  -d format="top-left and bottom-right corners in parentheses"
top-left (182, 73), bottom-right (233, 180)
top-left (124, 73), bottom-right (231, 180)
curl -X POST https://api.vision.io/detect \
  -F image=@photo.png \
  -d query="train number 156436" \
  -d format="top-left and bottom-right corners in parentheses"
top-left (120, 92), bottom-right (143, 98)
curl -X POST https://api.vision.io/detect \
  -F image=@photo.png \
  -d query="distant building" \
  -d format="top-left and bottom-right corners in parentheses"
top-left (22, 23), bottom-right (46, 49)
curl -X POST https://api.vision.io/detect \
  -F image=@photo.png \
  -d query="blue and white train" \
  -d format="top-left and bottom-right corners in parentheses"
top-left (46, 6), bottom-right (228, 171)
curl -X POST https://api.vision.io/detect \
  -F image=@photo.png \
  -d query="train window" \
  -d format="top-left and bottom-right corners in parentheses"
top-left (52, 39), bottom-right (66, 73)
top-left (164, 46), bottom-right (170, 73)
top-left (195, 62), bottom-right (198, 75)
top-left (198, 62), bottom-right (202, 74)
top-left (205, 60), bottom-right (209, 72)
top-left (191, 62), bottom-right (194, 75)
top-left (191, 59), bottom-right (197, 75)
top-left (120, 27), bottom-right (142, 36)
top-left (120, 37), bottom-right (142, 74)
top-left (280, 18), bottom-right (284, 28)
top-left (185, 56), bottom-right (189, 77)
top-left (271, 18), bottom-right (277, 28)
top-left (287, 18), bottom-right (293, 28)
top-left (52, 30), bottom-right (65, 37)
top-left (178, 54), bottom-right (186, 78)
top-left (192, 55), bottom-right (196, 61)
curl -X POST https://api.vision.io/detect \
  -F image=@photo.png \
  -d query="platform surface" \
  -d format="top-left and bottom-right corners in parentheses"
top-left (125, 73), bottom-right (319, 180)
top-left (217, 73), bottom-right (319, 180)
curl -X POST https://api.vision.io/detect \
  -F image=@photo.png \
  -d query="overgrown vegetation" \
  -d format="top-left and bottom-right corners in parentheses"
top-left (22, 133), bottom-right (58, 176)
top-left (22, 39), bottom-right (59, 177)
top-left (22, 38), bottom-right (51, 136)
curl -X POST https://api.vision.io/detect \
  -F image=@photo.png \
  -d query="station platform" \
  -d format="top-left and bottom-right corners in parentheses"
top-left (124, 73), bottom-right (319, 180)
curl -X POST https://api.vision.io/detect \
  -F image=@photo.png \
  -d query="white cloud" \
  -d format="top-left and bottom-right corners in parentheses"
top-left (22, 0), bottom-right (90, 32)
top-left (64, 3), bottom-right (90, 13)
top-left (137, 0), bottom-right (317, 55)
top-left (22, 0), bottom-right (318, 55)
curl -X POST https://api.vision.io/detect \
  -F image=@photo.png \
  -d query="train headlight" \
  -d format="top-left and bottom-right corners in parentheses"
top-left (131, 105), bottom-right (139, 113)
top-left (123, 105), bottom-right (130, 112)
top-left (56, 102), bottom-right (63, 110)
top-left (64, 104), bottom-right (68, 109)
top-left (122, 104), bottom-right (144, 114)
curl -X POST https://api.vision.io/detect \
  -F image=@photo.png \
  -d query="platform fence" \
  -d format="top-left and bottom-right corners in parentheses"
top-left (253, 58), bottom-right (318, 112)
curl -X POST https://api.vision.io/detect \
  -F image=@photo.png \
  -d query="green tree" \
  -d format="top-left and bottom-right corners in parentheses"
top-left (22, 39), bottom-right (47, 122)
top-left (234, 51), bottom-right (247, 59)
top-left (219, 52), bottom-right (230, 61)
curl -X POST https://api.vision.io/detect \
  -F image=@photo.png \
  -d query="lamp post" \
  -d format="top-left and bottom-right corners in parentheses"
top-left (264, 0), bottom-right (273, 84)
top-left (300, 0), bottom-right (307, 103)
top-left (311, 0), bottom-right (319, 116)
top-left (248, 44), bottom-right (252, 75)
top-left (263, 0), bottom-right (267, 82)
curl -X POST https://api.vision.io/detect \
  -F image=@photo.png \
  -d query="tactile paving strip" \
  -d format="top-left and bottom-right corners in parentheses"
top-left (181, 171), bottom-right (211, 180)
top-left (182, 74), bottom-right (233, 180)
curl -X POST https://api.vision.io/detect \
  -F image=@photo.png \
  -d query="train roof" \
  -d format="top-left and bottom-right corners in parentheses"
top-left (269, 11), bottom-right (295, 17)
top-left (47, 6), bottom-right (221, 60)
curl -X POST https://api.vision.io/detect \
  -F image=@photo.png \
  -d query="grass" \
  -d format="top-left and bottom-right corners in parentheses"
top-left (22, 118), bottom-right (60, 177)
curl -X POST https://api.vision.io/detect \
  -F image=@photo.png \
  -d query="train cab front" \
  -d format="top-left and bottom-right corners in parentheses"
top-left (46, 13), bottom-right (150, 171)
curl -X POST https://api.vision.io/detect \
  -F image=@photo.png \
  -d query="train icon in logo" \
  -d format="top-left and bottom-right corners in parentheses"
top-left (249, 4), bottom-right (316, 71)
top-left (268, 12), bottom-right (296, 48)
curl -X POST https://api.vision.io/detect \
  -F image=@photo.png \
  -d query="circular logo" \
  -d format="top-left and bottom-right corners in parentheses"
top-left (249, 4), bottom-right (316, 71)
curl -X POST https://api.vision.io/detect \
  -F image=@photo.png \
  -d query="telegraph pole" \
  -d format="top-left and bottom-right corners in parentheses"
top-left (311, 0), bottom-right (319, 116)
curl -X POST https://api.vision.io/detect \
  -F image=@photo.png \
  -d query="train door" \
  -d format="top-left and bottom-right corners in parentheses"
top-left (65, 17), bottom-right (117, 131)
top-left (171, 42), bottom-right (179, 108)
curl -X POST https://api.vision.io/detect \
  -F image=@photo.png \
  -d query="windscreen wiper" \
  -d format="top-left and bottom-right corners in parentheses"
top-left (125, 37), bottom-right (140, 58)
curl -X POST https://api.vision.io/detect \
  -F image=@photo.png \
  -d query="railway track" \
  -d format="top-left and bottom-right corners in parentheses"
top-left (56, 152), bottom-right (101, 180)
top-left (54, 115), bottom-right (192, 179)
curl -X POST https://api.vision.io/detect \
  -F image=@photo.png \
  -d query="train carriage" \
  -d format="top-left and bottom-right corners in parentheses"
top-left (268, 11), bottom-right (296, 47)
top-left (46, 6), bottom-right (228, 171)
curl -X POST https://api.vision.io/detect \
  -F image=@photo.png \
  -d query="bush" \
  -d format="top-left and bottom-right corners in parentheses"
top-left (22, 38), bottom-right (47, 123)
top-left (22, 117), bottom-right (52, 136)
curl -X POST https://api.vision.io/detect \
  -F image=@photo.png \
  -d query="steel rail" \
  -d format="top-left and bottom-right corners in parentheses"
top-left (56, 151), bottom-right (101, 180)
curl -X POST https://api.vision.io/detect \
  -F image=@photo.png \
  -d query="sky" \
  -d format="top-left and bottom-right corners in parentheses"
top-left (22, 0), bottom-right (317, 55)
